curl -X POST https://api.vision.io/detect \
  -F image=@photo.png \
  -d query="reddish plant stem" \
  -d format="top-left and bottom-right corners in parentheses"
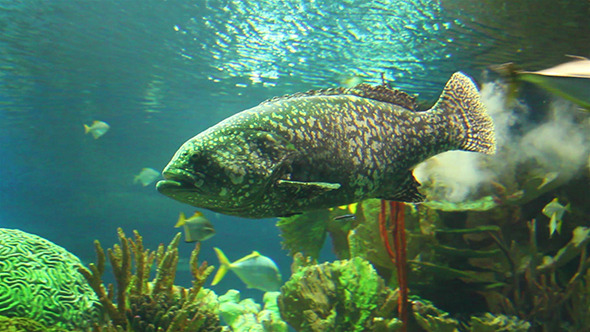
top-left (391, 201), bottom-right (408, 331)
top-left (379, 200), bottom-right (396, 262)
top-left (378, 200), bottom-right (409, 332)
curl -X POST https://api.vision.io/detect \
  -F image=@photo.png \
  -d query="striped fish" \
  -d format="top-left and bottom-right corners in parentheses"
top-left (157, 72), bottom-right (495, 218)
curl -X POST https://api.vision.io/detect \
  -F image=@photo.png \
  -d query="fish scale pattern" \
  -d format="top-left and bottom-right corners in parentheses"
top-left (0, 228), bottom-right (101, 329)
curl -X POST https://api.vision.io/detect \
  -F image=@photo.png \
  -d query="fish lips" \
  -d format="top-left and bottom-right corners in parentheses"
top-left (156, 169), bottom-right (201, 196)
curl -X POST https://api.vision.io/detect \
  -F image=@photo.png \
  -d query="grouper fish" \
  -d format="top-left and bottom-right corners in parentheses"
top-left (157, 72), bottom-right (495, 218)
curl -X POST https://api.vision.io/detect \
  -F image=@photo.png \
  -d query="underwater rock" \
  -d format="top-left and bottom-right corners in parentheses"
top-left (278, 257), bottom-right (400, 331)
top-left (218, 290), bottom-right (287, 332)
top-left (0, 228), bottom-right (101, 330)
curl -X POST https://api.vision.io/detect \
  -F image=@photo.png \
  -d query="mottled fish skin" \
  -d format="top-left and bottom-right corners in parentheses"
top-left (157, 72), bottom-right (495, 218)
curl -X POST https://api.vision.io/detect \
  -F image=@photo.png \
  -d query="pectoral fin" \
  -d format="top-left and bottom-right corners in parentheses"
top-left (276, 179), bottom-right (341, 199)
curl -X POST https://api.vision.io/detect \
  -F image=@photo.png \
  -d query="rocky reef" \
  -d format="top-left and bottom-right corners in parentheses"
top-left (218, 290), bottom-right (286, 332)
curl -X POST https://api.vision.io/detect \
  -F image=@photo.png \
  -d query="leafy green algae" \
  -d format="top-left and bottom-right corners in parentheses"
top-left (278, 257), bottom-right (400, 332)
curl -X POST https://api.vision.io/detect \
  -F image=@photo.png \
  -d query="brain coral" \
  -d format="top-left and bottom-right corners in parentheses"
top-left (0, 228), bottom-right (102, 329)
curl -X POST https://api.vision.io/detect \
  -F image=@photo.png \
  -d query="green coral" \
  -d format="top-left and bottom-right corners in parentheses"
top-left (218, 290), bottom-right (287, 332)
top-left (0, 315), bottom-right (71, 332)
top-left (0, 228), bottom-right (101, 330)
top-left (78, 228), bottom-right (221, 331)
top-left (278, 257), bottom-right (400, 332)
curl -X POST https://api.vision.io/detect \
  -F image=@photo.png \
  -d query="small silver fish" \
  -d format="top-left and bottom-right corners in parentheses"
top-left (133, 168), bottom-right (160, 187)
top-left (211, 247), bottom-right (282, 292)
top-left (83, 120), bottom-right (110, 139)
top-left (174, 211), bottom-right (216, 242)
top-left (542, 197), bottom-right (570, 237)
top-left (334, 214), bottom-right (356, 221)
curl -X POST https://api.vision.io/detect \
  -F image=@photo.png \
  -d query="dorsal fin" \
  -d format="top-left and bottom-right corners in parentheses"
top-left (260, 83), bottom-right (417, 110)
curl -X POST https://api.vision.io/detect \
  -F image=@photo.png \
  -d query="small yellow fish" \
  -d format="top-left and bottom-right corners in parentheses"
top-left (542, 198), bottom-right (570, 237)
top-left (211, 247), bottom-right (282, 292)
top-left (175, 211), bottom-right (216, 242)
top-left (133, 168), bottom-right (160, 187)
top-left (329, 202), bottom-right (358, 214)
top-left (340, 75), bottom-right (364, 88)
top-left (83, 120), bottom-right (110, 139)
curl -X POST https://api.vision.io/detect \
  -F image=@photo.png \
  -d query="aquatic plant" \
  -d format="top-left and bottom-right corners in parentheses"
top-left (409, 191), bottom-right (590, 331)
top-left (475, 222), bottom-right (590, 331)
top-left (411, 298), bottom-right (460, 332)
top-left (218, 290), bottom-right (287, 332)
top-left (276, 159), bottom-right (590, 331)
top-left (78, 228), bottom-right (221, 331)
top-left (378, 201), bottom-right (410, 331)
top-left (276, 209), bottom-right (339, 260)
top-left (466, 313), bottom-right (531, 332)
top-left (0, 228), bottom-right (101, 330)
top-left (278, 256), bottom-right (401, 332)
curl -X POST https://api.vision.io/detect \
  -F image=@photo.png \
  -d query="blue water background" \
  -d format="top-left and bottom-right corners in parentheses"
top-left (0, 0), bottom-right (588, 301)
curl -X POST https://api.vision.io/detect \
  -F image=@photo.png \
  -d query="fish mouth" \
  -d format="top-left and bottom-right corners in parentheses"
top-left (156, 169), bottom-right (200, 194)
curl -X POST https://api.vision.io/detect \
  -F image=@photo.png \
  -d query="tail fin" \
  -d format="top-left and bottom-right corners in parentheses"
top-left (83, 124), bottom-right (91, 134)
top-left (433, 72), bottom-right (496, 154)
top-left (174, 212), bottom-right (186, 228)
top-left (211, 247), bottom-right (231, 286)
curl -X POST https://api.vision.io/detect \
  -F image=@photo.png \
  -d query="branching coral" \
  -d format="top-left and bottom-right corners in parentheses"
top-left (0, 228), bottom-right (101, 330)
top-left (78, 228), bottom-right (220, 331)
top-left (278, 257), bottom-right (400, 332)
